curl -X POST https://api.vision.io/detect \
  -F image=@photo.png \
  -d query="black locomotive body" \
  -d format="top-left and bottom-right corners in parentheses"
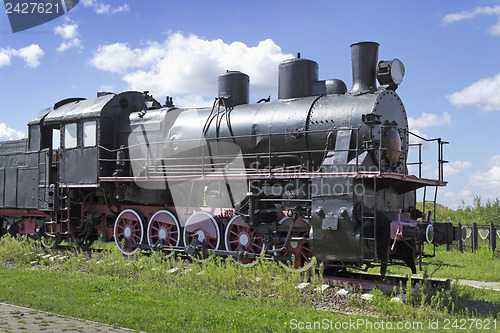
top-left (0, 42), bottom-right (464, 274)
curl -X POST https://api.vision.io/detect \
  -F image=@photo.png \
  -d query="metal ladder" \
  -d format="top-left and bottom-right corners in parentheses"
top-left (58, 188), bottom-right (70, 235)
top-left (360, 177), bottom-right (377, 261)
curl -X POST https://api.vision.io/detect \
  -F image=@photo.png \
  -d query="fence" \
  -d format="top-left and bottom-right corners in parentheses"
top-left (449, 222), bottom-right (499, 256)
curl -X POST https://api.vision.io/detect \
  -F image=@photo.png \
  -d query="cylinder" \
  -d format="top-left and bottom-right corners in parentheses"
top-left (278, 58), bottom-right (318, 99)
top-left (218, 71), bottom-right (249, 107)
top-left (350, 41), bottom-right (379, 95)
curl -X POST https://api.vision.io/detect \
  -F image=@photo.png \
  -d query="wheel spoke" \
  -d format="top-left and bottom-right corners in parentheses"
top-left (274, 217), bottom-right (313, 272)
top-left (254, 243), bottom-right (263, 251)
top-left (206, 237), bottom-right (216, 249)
top-left (114, 209), bottom-right (144, 255)
top-left (147, 211), bottom-right (179, 255)
top-left (183, 211), bottom-right (221, 262)
top-left (224, 215), bottom-right (262, 267)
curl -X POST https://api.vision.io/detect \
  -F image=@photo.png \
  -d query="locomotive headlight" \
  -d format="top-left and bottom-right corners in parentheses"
top-left (377, 59), bottom-right (405, 88)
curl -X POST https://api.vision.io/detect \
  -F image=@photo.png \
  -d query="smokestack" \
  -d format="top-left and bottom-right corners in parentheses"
top-left (350, 41), bottom-right (379, 95)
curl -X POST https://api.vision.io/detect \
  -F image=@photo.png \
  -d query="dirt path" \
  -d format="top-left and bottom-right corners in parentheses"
top-left (456, 280), bottom-right (500, 292)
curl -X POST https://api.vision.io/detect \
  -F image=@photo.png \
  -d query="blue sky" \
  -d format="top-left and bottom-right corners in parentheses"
top-left (1, 0), bottom-right (500, 210)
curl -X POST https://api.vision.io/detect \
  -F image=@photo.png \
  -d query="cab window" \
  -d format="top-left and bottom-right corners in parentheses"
top-left (83, 121), bottom-right (96, 147)
top-left (64, 123), bottom-right (77, 148)
top-left (52, 129), bottom-right (60, 149)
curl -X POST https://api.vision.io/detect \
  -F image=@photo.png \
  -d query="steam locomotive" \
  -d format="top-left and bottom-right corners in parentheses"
top-left (0, 42), bottom-right (464, 274)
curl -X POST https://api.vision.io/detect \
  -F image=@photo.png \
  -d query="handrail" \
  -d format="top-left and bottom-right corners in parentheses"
top-left (97, 127), bottom-right (446, 183)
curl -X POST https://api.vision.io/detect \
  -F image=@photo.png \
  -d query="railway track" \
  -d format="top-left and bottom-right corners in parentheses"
top-left (321, 271), bottom-right (450, 292)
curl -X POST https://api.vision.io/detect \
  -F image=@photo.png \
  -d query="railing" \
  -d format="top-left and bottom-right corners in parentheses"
top-left (407, 132), bottom-right (449, 182)
top-left (98, 127), bottom-right (446, 182)
top-left (407, 132), bottom-right (449, 221)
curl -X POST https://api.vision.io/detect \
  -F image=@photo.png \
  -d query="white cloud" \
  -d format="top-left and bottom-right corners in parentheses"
top-left (486, 154), bottom-right (500, 167)
top-left (82, 0), bottom-right (129, 15)
top-left (97, 4), bottom-right (129, 14)
top-left (408, 112), bottom-right (452, 129)
top-left (442, 6), bottom-right (500, 37)
top-left (468, 154), bottom-right (500, 197)
top-left (0, 50), bottom-right (11, 67)
top-left (442, 6), bottom-right (500, 24)
top-left (90, 33), bottom-right (293, 106)
top-left (170, 95), bottom-right (214, 108)
top-left (407, 162), bottom-right (435, 179)
top-left (407, 128), bottom-right (433, 151)
top-left (54, 23), bottom-right (78, 39)
top-left (17, 44), bottom-right (44, 67)
top-left (447, 73), bottom-right (500, 111)
top-left (57, 39), bottom-right (83, 52)
top-left (408, 128), bottom-right (427, 139)
top-left (1, 45), bottom-right (44, 68)
top-left (90, 42), bottom-right (141, 73)
top-left (407, 115), bottom-right (450, 164)
top-left (444, 160), bottom-right (473, 177)
top-left (54, 20), bottom-right (82, 52)
top-left (489, 21), bottom-right (500, 36)
top-left (114, 5), bottom-right (129, 13)
top-left (441, 187), bottom-right (474, 210)
top-left (0, 123), bottom-right (25, 140)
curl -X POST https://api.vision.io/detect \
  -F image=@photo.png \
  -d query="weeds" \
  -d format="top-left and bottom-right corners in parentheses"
top-left (0, 235), bottom-right (315, 302)
top-left (0, 233), bottom-right (498, 331)
top-left (472, 245), bottom-right (496, 260)
top-left (0, 236), bottom-right (39, 265)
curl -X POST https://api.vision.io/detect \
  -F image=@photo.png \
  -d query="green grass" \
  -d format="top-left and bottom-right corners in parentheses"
top-left (0, 236), bottom-right (499, 332)
top-left (0, 266), bottom-right (350, 332)
top-left (365, 245), bottom-right (500, 282)
top-left (1, 265), bottom-right (497, 333)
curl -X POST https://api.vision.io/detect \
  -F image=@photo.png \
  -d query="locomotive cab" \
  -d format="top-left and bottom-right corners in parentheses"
top-left (20, 91), bottom-right (159, 215)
